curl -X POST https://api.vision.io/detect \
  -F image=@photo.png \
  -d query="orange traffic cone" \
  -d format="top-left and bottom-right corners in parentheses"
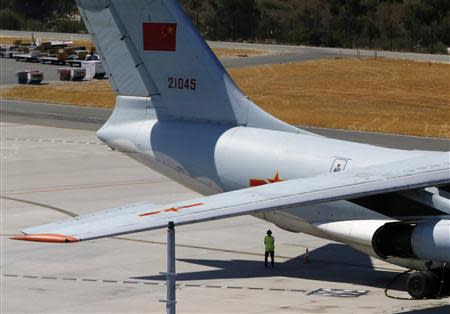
top-left (304, 248), bottom-right (311, 264)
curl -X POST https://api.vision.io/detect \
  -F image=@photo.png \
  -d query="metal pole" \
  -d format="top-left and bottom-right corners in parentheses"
top-left (166, 221), bottom-right (176, 314)
top-left (158, 222), bottom-right (176, 313)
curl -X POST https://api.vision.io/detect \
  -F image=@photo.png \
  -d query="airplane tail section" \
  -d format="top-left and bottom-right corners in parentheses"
top-left (76, 0), bottom-right (300, 132)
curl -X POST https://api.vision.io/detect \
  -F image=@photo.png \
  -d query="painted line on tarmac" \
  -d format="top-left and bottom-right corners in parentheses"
top-left (1, 195), bottom-right (78, 217)
top-left (0, 137), bottom-right (104, 146)
top-left (3, 195), bottom-right (294, 260)
top-left (2, 196), bottom-right (400, 272)
top-left (3, 195), bottom-right (401, 273)
top-left (3, 195), bottom-right (282, 259)
top-left (1, 177), bottom-right (168, 196)
top-left (2, 273), bottom-right (307, 293)
top-left (82, 278), bottom-right (98, 282)
top-left (112, 236), bottom-right (293, 260)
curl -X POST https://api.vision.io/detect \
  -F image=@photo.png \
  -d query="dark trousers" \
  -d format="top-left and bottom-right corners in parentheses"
top-left (265, 250), bottom-right (274, 268)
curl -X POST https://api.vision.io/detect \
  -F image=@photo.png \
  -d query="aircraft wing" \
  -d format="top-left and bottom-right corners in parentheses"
top-left (13, 153), bottom-right (450, 243)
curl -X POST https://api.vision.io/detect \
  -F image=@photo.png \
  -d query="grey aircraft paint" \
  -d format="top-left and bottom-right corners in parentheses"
top-left (75, 0), bottom-right (450, 269)
top-left (16, 0), bottom-right (450, 275)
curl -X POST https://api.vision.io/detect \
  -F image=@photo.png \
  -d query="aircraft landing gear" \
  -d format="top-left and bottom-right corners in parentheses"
top-left (406, 271), bottom-right (440, 299)
top-left (406, 268), bottom-right (450, 299)
top-left (386, 265), bottom-right (449, 300)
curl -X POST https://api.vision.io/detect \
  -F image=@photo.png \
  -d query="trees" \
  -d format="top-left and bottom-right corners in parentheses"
top-left (181, 0), bottom-right (449, 52)
top-left (0, 0), bottom-right (448, 53)
top-left (181, 0), bottom-right (259, 40)
top-left (0, 0), bottom-right (83, 32)
top-left (402, 0), bottom-right (450, 52)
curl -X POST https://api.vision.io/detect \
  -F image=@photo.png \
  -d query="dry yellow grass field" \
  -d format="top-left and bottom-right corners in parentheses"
top-left (1, 58), bottom-right (449, 138)
top-left (230, 58), bottom-right (450, 138)
top-left (1, 80), bottom-right (116, 108)
top-left (213, 47), bottom-right (266, 57)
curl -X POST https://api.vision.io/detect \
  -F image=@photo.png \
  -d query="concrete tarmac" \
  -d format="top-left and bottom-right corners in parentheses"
top-left (2, 121), bottom-right (450, 314)
top-left (1, 29), bottom-right (449, 313)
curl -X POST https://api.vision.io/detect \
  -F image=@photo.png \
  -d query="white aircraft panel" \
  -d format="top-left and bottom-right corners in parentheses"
top-left (16, 153), bottom-right (450, 243)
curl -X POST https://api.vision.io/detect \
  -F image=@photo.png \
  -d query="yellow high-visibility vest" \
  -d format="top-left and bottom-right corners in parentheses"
top-left (264, 235), bottom-right (274, 251)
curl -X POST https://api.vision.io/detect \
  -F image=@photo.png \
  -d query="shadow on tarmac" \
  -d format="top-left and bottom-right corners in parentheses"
top-left (134, 243), bottom-right (405, 291)
top-left (393, 305), bottom-right (450, 314)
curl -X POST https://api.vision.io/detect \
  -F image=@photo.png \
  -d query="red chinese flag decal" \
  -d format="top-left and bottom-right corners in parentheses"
top-left (143, 22), bottom-right (177, 51)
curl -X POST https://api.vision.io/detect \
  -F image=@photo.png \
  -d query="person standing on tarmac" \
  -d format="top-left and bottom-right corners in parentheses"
top-left (264, 230), bottom-right (275, 268)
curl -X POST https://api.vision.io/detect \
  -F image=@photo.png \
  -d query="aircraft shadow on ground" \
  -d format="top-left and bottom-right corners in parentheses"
top-left (394, 305), bottom-right (450, 314)
top-left (133, 243), bottom-right (405, 291)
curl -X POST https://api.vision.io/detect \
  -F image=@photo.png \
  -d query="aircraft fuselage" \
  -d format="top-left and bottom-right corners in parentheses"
top-left (97, 102), bottom-right (442, 270)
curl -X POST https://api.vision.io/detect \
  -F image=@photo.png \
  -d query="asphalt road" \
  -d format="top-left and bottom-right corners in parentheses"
top-left (3, 29), bottom-right (449, 62)
top-left (0, 30), bottom-right (337, 85)
top-left (2, 29), bottom-right (448, 85)
top-left (1, 58), bottom-right (64, 85)
top-left (2, 100), bottom-right (449, 151)
top-left (0, 52), bottom-right (336, 85)
top-left (0, 41), bottom-right (339, 85)
top-left (211, 40), bottom-right (450, 63)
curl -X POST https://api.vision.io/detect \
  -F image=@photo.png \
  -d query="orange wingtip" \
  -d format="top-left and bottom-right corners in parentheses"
top-left (11, 233), bottom-right (79, 243)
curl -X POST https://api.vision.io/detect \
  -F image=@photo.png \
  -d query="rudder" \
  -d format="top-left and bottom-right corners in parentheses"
top-left (76, 0), bottom-right (302, 132)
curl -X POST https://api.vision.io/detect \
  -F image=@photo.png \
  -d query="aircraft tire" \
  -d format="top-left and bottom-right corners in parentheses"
top-left (406, 271), bottom-right (440, 299)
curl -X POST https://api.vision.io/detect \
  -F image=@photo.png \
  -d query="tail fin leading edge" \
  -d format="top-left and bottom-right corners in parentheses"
top-left (76, 0), bottom-right (301, 132)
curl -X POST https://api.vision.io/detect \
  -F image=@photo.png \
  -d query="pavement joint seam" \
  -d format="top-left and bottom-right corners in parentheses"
top-left (2, 273), bottom-right (308, 293)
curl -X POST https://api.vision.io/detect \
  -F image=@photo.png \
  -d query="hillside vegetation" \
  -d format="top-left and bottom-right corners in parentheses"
top-left (1, 0), bottom-right (449, 53)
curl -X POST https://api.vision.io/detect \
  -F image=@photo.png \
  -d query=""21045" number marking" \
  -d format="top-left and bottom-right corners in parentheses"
top-left (168, 77), bottom-right (196, 90)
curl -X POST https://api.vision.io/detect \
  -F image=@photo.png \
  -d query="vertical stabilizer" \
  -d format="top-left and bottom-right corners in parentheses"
top-left (76, 0), bottom-right (301, 132)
